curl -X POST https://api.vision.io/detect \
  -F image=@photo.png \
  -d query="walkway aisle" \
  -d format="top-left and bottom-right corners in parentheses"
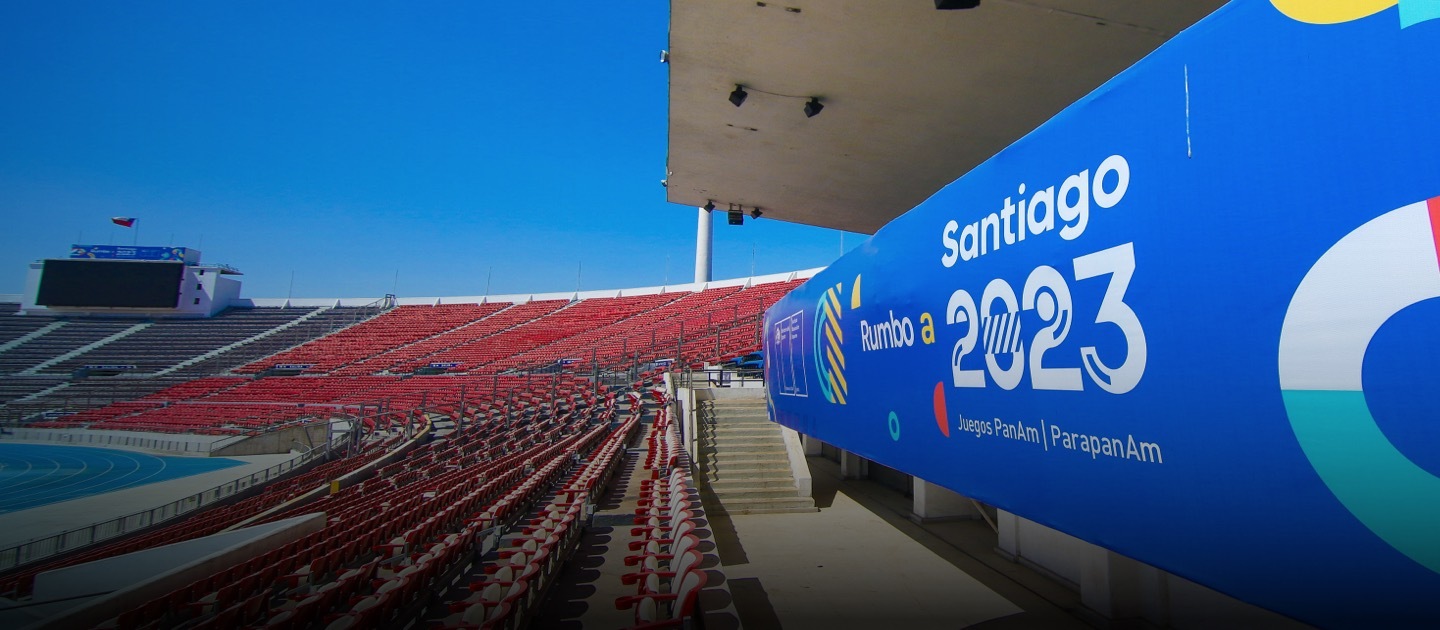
top-left (710, 455), bottom-right (1090, 629)
top-left (534, 408), bottom-right (742, 630)
top-left (531, 419), bottom-right (652, 629)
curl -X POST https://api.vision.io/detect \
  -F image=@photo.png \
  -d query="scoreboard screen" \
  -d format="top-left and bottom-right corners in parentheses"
top-left (36, 260), bottom-right (185, 308)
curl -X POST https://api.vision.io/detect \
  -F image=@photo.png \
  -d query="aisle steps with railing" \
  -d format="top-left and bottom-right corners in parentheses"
top-left (698, 397), bottom-right (815, 514)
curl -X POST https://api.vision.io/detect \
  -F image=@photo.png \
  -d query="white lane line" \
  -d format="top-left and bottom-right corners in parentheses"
top-left (0, 452), bottom-right (96, 507)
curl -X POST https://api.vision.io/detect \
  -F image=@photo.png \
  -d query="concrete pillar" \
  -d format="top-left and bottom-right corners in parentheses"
top-left (694, 206), bottom-right (712, 284)
top-left (911, 479), bottom-right (981, 523)
top-left (802, 434), bottom-right (823, 456)
top-left (997, 509), bottom-right (1020, 559)
top-left (1082, 547), bottom-right (1168, 623)
top-left (839, 449), bottom-right (867, 479)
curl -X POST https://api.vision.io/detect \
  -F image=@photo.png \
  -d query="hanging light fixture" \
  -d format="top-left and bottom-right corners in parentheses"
top-left (729, 85), bottom-right (749, 107)
top-left (804, 97), bottom-right (824, 118)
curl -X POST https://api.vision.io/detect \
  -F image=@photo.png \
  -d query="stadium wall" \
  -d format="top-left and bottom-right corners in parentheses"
top-left (5, 428), bottom-right (246, 454)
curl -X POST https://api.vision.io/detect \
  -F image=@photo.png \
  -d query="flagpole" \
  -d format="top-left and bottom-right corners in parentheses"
top-left (134, 219), bottom-right (139, 247)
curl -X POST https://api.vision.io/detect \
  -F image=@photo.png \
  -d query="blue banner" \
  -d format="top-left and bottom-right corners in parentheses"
top-left (765, 1), bottom-right (1440, 625)
top-left (70, 245), bottom-right (198, 263)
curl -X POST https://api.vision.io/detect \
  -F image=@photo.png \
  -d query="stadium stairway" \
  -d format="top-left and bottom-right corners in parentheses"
top-left (698, 397), bottom-right (816, 515)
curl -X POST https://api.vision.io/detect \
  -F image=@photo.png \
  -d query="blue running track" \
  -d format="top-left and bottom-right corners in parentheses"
top-left (0, 444), bottom-right (243, 514)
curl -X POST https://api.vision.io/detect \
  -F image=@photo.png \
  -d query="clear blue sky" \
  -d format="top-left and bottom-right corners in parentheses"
top-left (0, 2), bottom-right (861, 299)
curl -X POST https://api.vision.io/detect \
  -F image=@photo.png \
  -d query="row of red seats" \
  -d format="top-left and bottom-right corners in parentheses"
top-left (137, 397), bottom-right (613, 628)
top-left (490, 289), bottom-right (737, 371)
top-left (393, 295), bottom-right (677, 373)
top-left (432, 402), bottom-right (639, 629)
top-left (333, 300), bottom-right (568, 376)
top-left (615, 402), bottom-right (708, 629)
top-left (235, 303), bottom-right (510, 375)
top-left (505, 280), bottom-right (799, 376)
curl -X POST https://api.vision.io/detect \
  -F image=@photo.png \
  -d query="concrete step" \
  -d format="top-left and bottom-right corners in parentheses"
top-left (699, 441), bottom-right (788, 452)
top-left (711, 420), bottom-right (777, 431)
top-left (706, 496), bottom-right (817, 515)
top-left (711, 486), bottom-right (806, 500)
top-left (701, 447), bottom-right (790, 459)
top-left (701, 436), bottom-right (785, 449)
top-left (700, 458), bottom-right (793, 471)
top-left (698, 451), bottom-right (790, 464)
top-left (700, 434), bottom-right (781, 445)
top-left (699, 448), bottom-right (788, 460)
top-left (705, 425), bottom-right (783, 434)
top-left (714, 405), bottom-right (767, 412)
top-left (697, 459), bottom-right (792, 474)
top-left (711, 414), bottom-right (771, 422)
top-left (708, 420), bottom-right (777, 431)
top-left (707, 477), bottom-right (799, 490)
top-left (700, 441), bottom-right (784, 452)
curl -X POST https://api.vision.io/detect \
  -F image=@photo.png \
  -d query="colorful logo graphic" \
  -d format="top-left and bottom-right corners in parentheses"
top-left (814, 275), bottom-right (860, 404)
top-left (1279, 195), bottom-right (1440, 574)
top-left (1271, 0), bottom-right (1440, 28)
top-left (931, 382), bottom-right (950, 438)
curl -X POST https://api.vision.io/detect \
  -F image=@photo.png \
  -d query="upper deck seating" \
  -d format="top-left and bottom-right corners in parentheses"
top-left (236, 303), bottom-right (508, 375)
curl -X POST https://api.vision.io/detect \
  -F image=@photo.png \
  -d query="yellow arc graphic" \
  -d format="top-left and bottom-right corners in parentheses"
top-left (1271, 0), bottom-right (1394, 24)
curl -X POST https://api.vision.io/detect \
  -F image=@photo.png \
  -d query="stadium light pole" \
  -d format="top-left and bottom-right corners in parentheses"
top-left (695, 202), bottom-right (714, 284)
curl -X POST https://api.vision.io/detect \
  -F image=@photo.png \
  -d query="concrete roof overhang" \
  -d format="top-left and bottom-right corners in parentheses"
top-left (666, 0), bottom-right (1229, 234)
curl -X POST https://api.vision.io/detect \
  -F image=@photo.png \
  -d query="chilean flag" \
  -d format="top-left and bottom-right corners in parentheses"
top-left (110, 217), bottom-right (136, 228)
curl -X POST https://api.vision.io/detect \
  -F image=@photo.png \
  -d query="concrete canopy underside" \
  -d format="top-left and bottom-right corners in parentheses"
top-left (666, 0), bottom-right (1228, 234)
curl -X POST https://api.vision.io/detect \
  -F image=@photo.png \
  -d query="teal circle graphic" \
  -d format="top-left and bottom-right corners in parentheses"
top-left (1278, 198), bottom-right (1440, 573)
top-left (887, 411), bottom-right (901, 441)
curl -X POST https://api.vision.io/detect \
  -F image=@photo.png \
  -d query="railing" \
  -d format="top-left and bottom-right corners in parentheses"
top-left (0, 436), bottom-right (334, 571)
top-left (677, 365), bottom-right (766, 390)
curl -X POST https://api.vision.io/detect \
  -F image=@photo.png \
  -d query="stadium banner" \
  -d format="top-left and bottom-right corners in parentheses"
top-left (69, 245), bottom-right (199, 264)
top-left (763, 1), bottom-right (1440, 625)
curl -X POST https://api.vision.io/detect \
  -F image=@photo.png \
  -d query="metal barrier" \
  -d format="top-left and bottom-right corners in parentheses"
top-left (0, 440), bottom-right (329, 571)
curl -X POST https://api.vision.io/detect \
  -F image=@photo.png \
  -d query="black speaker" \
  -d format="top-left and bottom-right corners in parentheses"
top-left (936, 0), bottom-right (980, 9)
top-left (728, 210), bottom-right (744, 225)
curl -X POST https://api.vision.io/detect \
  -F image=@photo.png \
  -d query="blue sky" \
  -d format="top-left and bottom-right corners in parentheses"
top-left (0, 2), bottom-right (861, 299)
